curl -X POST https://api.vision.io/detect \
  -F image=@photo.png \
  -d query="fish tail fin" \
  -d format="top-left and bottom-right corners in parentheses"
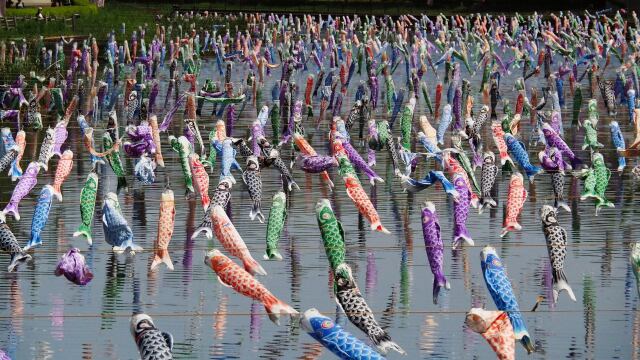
top-left (320, 171), bottom-right (334, 189)
top-left (580, 189), bottom-right (596, 200)
top-left (500, 222), bottom-right (522, 237)
top-left (191, 226), bottom-right (212, 240)
top-left (112, 245), bottom-right (126, 254)
top-left (452, 228), bottom-right (474, 249)
top-left (369, 176), bottom-right (385, 186)
top-left (368, 327), bottom-right (406, 355)
top-left (150, 249), bottom-right (174, 271)
top-left (432, 274), bottom-right (450, 305)
top-left (250, 201), bottom-right (265, 223)
top-left (618, 157), bottom-right (626, 172)
top-left (371, 220), bottom-right (391, 234)
top-left (3, 205), bottom-right (20, 221)
top-left (520, 334), bottom-right (535, 354)
top-left (73, 225), bottom-right (93, 245)
top-left (9, 162), bottom-right (22, 181)
top-left (25, 232), bottom-right (42, 250)
top-left (8, 252), bottom-right (31, 272)
top-left (510, 315), bottom-right (534, 352)
top-left (51, 184), bottom-right (63, 201)
top-left (284, 176), bottom-right (299, 191)
top-left (470, 193), bottom-right (480, 208)
top-left (113, 241), bottom-right (142, 255)
top-left (500, 153), bottom-right (513, 167)
top-left (326, 178), bottom-right (335, 189)
top-left (243, 257), bottom-right (267, 276)
top-left (377, 339), bottom-right (406, 356)
top-left (525, 166), bottom-right (542, 182)
top-left (263, 248), bottom-right (283, 261)
top-left (594, 197), bottom-right (615, 216)
top-left (201, 195), bottom-right (210, 211)
top-left (264, 296), bottom-right (299, 325)
top-left (552, 268), bottom-right (576, 302)
top-left (556, 200), bottom-right (571, 213)
top-left (479, 196), bottom-right (497, 214)
top-left (598, 197), bottom-right (615, 208)
top-left (117, 176), bottom-right (127, 193)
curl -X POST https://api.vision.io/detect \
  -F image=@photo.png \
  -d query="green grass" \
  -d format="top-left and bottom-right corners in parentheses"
top-left (2, 1), bottom-right (167, 40)
top-left (6, 0), bottom-right (98, 17)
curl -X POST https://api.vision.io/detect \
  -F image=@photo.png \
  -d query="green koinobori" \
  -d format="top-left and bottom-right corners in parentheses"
top-left (270, 101), bottom-right (280, 144)
top-left (400, 97), bottom-right (415, 150)
top-left (572, 86), bottom-right (582, 125)
top-left (582, 119), bottom-right (603, 150)
top-left (264, 191), bottom-right (287, 261)
top-left (73, 171), bottom-right (99, 245)
top-left (169, 135), bottom-right (195, 193)
top-left (102, 132), bottom-right (127, 191)
top-left (336, 154), bottom-right (359, 181)
top-left (451, 135), bottom-right (481, 193)
top-left (580, 152), bottom-right (613, 215)
top-left (315, 198), bottom-right (346, 272)
top-left (202, 128), bottom-right (218, 167)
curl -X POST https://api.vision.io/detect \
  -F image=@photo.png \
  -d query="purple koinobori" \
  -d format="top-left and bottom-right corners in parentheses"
top-left (452, 173), bottom-right (474, 249)
top-left (340, 138), bottom-right (384, 185)
top-left (296, 154), bottom-right (337, 173)
top-left (421, 201), bottom-right (450, 305)
top-left (55, 248), bottom-right (94, 286)
top-left (1, 161), bottom-right (40, 221)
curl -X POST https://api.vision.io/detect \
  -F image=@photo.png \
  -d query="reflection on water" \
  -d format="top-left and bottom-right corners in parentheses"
top-left (583, 276), bottom-right (596, 360)
top-left (49, 295), bottom-right (64, 341)
top-left (633, 309), bottom-right (640, 360)
top-left (100, 253), bottom-right (125, 330)
top-left (0, 49), bottom-right (638, 360)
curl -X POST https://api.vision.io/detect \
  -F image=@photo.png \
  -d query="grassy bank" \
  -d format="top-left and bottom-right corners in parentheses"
top-left (2, 1), bottom-right (166, 40)
top-left (6, 0), bottom-right (98, 17)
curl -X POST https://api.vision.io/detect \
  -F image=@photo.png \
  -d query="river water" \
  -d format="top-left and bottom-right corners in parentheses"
top-left (0, 49), bottom-right (639, 360)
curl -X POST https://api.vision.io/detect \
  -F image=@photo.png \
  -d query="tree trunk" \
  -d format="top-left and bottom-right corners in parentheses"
top-left (0, 0), bottom-right (6, 18)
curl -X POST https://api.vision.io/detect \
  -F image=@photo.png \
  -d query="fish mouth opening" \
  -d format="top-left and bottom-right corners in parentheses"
top-left (464, 312), bottom-right (488, 333)
top-left (299, 308), bottom-right (320, 332)
top-left (130, 313), bottom-right (153, 335)
top-left (422, 201), bottom-right (435, 213)
top-left (480, 245), bottom-right (497, 261)
top-left (315, 199), bottom-right (331, 212)
top-left (539, 205), bottom-right (555, 217)
top-left (204, 249), bottom-right (219, 264)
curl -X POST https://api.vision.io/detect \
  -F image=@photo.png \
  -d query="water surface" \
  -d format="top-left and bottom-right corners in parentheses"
top-left (0, 54), bottom-right (639, 360)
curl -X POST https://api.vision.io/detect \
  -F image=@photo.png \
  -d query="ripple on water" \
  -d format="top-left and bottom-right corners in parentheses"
top-left (0, 45), bottom-right (638, 359)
